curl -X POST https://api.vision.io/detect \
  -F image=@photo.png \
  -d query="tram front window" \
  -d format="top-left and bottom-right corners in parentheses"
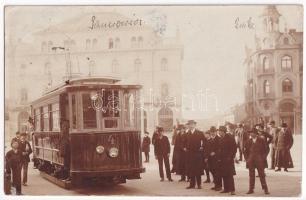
top-left (82, 93), bottom-right (97, 129)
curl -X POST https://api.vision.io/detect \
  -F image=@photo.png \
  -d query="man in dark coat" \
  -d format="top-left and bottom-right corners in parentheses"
top-left (203, 131), bottom-right (211, 183)
top-left (257, 124), bottom-right (273, 168)
top-left (268, 120), bottom-right (279, 170)
top-left (217, 126), bottom-right (237, 195)
top-left (208, 126), bottom-right (222, 191)
top-left (154, 127), bottom-right (173, 182)
top-left (171, 126), bottom-right (179, 173)
top-left (142, 132), bottom-right (151, 162)
top-left (244, 129), bottom-right (270, 195)
top-left (275, 123), bottom-right (294, 172)
top-left (6, 139), bottom-right (23, 195)
top-left (152, 126), bottom-right (160, 146)
top-left (173, 124), bottom-right (187, 181)
top-left (19, 133), bottom-right (32, 186)
top-left (185, 120), bottom-right (205, 189)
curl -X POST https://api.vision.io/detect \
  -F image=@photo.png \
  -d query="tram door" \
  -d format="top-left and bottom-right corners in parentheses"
top-left (60, 93), bottom-right (69, 129)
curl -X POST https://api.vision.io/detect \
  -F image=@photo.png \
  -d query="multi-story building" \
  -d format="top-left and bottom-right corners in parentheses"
top-left (244, 6), bottom-right (303, 134)
top-left (5, 12), bottom-right (184, 139)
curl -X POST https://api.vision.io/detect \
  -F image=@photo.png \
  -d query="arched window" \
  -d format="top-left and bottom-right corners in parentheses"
top-left (112, 59), bottom-right (119, 73)
top-left (161, 58), bottom-right (168, 71)
top-left (86, 39), bottom-right (91, 50)
top-left (134, 59), bottom-right (141, 72)
top-left (48, 41), bottom-right (53, 52)
top-left (131, 36), bottom-right (136, 48)
top-left (262, 57), bottom-right (269, 72)
top-left (282, 78), bottom-right (293, 92)
top-left (115, 38), bottom-right (120, 48)
top-left (41, 41), bottom-right (47, 52)
top-left (138, 36), bottom-right (143, 47)
top-left (92, 38), bottom-right (98, 49)
top-left (263, 80), bottom-right (270, 96)
top-left (283, 37), bottom-right (289, 45)
top-left (281, 55), bottom-right (292, 71)
top-left (109, 38), bottom-right (113, 49)
top-left (20, 88), bottom-right (28, 103)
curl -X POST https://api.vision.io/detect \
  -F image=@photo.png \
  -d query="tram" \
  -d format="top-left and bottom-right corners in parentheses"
top-left (30, 77), bottom-right (145, 187)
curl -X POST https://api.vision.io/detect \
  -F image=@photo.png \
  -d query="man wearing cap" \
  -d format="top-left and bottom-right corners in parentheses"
top-left (154, 127), bottom-right (173, 182)
top-left (217, 125), bottom-right (237, 195)
top-left (19, 133), bottom-right (32, 186)
top-left (185, 120), bottom-right (205, 189)
top-left (244, 129), bottom-right (270, 195)
top-left (208, 126), bottom-right (222, 191)
top-left (275, 123), bottom-right (294, 172)
top-left (268, 120), bottom-right (279, 170)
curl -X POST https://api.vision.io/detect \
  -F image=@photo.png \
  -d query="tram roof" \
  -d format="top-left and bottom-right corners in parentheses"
top-left (31, 76), bottom-right (142, 106)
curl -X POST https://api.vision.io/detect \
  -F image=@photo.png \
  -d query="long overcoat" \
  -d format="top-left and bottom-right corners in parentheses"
top-left (218, 133), bottom-right (237, 176)
top-left (275, 128), bottom-right (294, 168)
top-left (244, 137), bottom-right (268, 169)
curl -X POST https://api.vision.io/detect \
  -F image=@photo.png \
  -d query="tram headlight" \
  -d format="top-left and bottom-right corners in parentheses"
top-left (96, 145), bottom-right (105, 154)
top-left (109, 147), bottom-right (119, 158)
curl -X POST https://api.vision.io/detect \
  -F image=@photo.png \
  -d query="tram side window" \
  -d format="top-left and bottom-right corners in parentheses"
top-left (123, 90), bottom-right (136, 128)
top-left (82, 93), bottom-right (97, 129)
top-left (34, 108), bottom-right (41, 131)
top-left (51, 103), bottom-right (60, 131)
top-left (71, 94), bottom-right (77, 129)
top-left (43, 106), bottom-right (49, 131)
top-left (102, 90), bottom-right (120, 129)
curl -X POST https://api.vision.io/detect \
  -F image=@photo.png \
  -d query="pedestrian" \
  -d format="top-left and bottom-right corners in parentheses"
top-left (208, 126), bottom-right (222, 191)
top-left (203, 131), bottom-right (211, 183)
top-left (257, 124), bottom-right (273, 169)
top-left (268, 120), bottom-right (279, 170)
top-left (275, 123), bottom-right (294, 172)
top-left (154, 127), bottom-right (173, 182)
top-left (217, 125), bottom-right (237, 195)
top-left (11, 131), bottom-right (21, 146)
top-left (244, 129), bottom-right (270, 195)
top-left (234, 123), bottom-right (245, 161)
top-left (19, 133), bottom-right (32, 186)
top-left (176, 125), bottom-right (188, 182)
top-left (142, 131), bottom-right (151, 162)
top-left (185, 120), bottom-right (205, 189)
top-left (152, 126), bottom-right (160, 146)
top-left (171, 126), bottom-right (179, 173)
top-left (6, 139), bottom-right (23, 195)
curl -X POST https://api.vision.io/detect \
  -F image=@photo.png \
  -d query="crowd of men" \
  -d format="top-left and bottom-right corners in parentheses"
top-left (143, 119), bottom-right (294, 195)
top-left (5, 131), bottom-right (32, 195)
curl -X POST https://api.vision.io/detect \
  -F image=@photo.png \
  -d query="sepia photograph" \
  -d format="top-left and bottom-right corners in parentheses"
top-left (3, 3), bottom-right (304, 197)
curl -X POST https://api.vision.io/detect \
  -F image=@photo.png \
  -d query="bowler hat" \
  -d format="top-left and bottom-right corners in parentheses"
top-left (177, 124), bottom-right (185, 130)
top-left (269, 120), bottom-right (275, 125)
top-left (210, 126), bottom-right (217, 132)
top-left (157, 127), bottom-right (164, 132)
top-left (281, 122), bottom-right (288, 128)
top-left (186, 120), bottom-right (197, 125)
top-left (218, 126), bottom-right (227, 132)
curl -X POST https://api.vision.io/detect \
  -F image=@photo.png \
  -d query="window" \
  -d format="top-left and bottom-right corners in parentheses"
top-left (262, 57), bottom-right (269, 72)
top-left (102, 90), bottom-right (120, 129)
top-left (112, 59), bottom-right (119, 73)
top-left (82, 93), bottom-right (97, 129)
top-left (41, 41), bottom-right (47, 52)
top-left (92, 38), bottom-right (98, 49)
top-left (134, 59), bottom-right (141, 72)
top-left (48, 41), bottom-right (53, 52)
top-left (20, 88), bottom-right (28, 103)
top-left (131, 36), bottom-right (136, 48)
top-left (281, 55), bottom-right (292, 71)
top-left (109, 38), bottom-right (114, 49)
top-left (282, 78), bottom-right (293, 92)
top-left (161, 58), bottom-right (168, 71)
top-left (50, 103), bottom-right (60, 131)
top-left (43, 106), bottom-right (49, 131)
top-left (34, 108), bottom-right (41, 132)
top-left (71, 95), bottom-right (77, 129)
top-left (138, 36), bottom-right (143, 48)
top-left (123, 90), bottom-right (135, 128)
top-left (283, 37), bottom-right (289, 45)
top-left (86, 39), bottom-right (91, 50)
top-left (115, 38), bottom-right (120, 48)
top-left (263, 80), bottom-right (270, 96)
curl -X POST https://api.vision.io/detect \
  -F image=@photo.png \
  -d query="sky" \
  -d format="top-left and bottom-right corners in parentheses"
top-left (5, 5), bottom-right (303, 119)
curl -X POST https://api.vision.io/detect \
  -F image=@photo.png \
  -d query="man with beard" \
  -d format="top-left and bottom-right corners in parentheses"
top-left (244, 129), bottom-right (270, 195)
top-left (154, 127), bottom-right (173, 182)
top-left (208, 126), bottom-right (222, 191)
top-left (275, 123), bottom-right (294, 172)
top-left (185, 120), bottom-right (205, 189)
top-left (217, 126), bottom-right (237, 195)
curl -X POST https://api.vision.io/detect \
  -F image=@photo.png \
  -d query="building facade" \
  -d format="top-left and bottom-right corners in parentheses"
top-left (244, 6), bottom-right (303, 134)
top-left (5, 12), bottom-right (184, 139)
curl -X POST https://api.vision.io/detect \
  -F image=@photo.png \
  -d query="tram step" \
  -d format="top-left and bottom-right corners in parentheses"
top-left (40, 171), bottom-right (72, 189)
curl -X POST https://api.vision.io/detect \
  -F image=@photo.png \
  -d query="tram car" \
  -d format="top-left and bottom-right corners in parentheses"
top-left (30, 77), bottom-right (145, 187)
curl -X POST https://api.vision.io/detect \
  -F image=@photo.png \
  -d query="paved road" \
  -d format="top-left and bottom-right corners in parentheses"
top-left (10, 135), bottom-right (302, 197)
